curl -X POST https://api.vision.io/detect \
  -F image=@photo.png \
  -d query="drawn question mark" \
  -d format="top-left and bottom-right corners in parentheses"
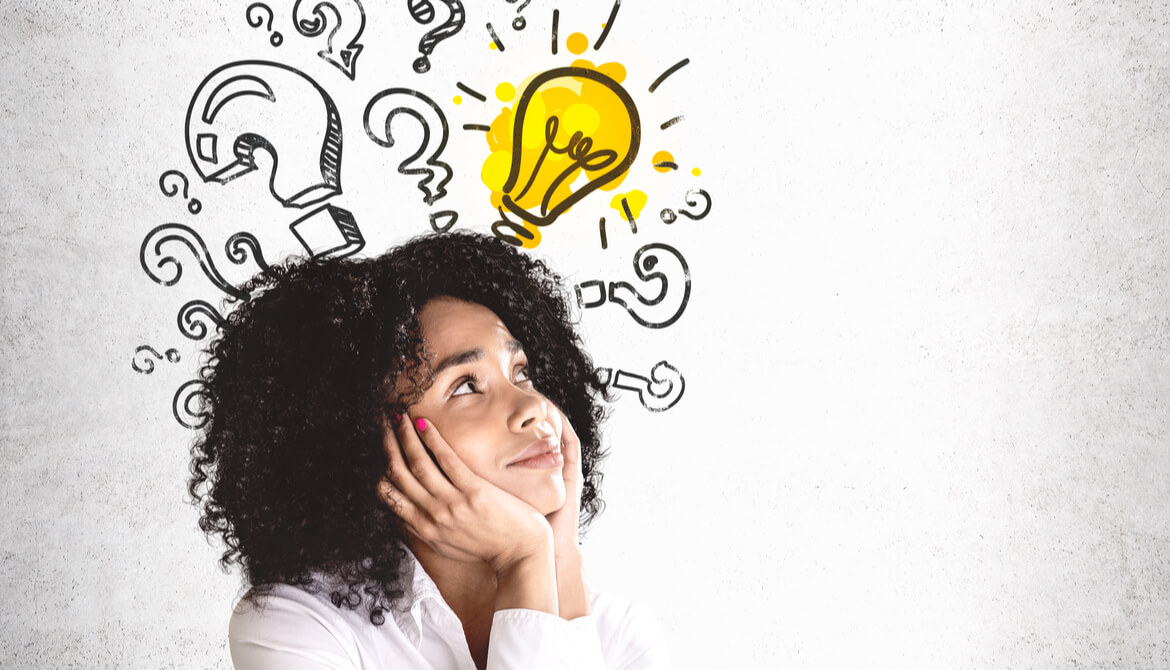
top-left (506, 0), bottom-right (532, 30)
top-left (575, 243), bottom-right (691, 329)
top-left (293, 0), bottom-right (367, 80)
top-left (186, 60), bottom-right (343, 209)
top-left (364, 88), bottom-right (453, 205)
top-left (595, 360), bottom-right (685, 412)
top-left (660, 188), bottom-right (712, 224)
top-left (173, 379), bottom-right (210, 429)
top-left (407, 0), bottom-right (466, 73)
top-left (158, 170), bottom-right (202, 215)
top-left (140, 223), bottom-right (250, 301)
top-left (132, 345), bottom-right (181, 375)
top-left (246, 3), bottom-right (284, 46)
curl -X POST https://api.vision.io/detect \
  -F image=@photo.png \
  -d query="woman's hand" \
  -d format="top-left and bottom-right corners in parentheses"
top-left (378, 412), bottom-right (553, 574)
top-left (545, 408), bottom-right (591, 619)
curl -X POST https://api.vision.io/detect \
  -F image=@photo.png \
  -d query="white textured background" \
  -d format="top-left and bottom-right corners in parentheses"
top-left (2, 1), bottom-right (1168, 668)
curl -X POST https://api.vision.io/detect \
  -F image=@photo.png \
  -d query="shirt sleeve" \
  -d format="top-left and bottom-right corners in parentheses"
top-left (487, 609), bottom-right (608, 670)
top-left (228, 590), bottom-right (363, 670)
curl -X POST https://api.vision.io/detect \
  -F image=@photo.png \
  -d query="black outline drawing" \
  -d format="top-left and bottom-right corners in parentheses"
top-left (506, 0), bottom-right (532, 30)
top-left (246, 3), bottom-right (284, 47)
top-left (660, 188), bottom-right (711, 224)
top-left (225, 231), bottom-right (278, 277)
top-left (653, 160), bottom-right (678, 171)
top-left (132, 345), bottom-right (181, 375)
top-left (463, 123), bottom-right (491, 132)
top-left (660, 115), bottom-right (684, 130)
top-left (551, 9), bottom-right (559, 54)
top-left (648, 58), bottom-right (690, 93)
top-left (364, 88), bottom-right (453, 205)
top-left (185, 60), bottom-right (343, 209)
top-left (620, 197), bottom-right (637, 233)
top-left (574, 242), bottom-right (691, 329)
top-left (178, 300), bottom-right (227, 340)
top-left (498, 67), bottom-right (641, 230)
top-left (594, 0), bottom-right (620, 50)
top-left (595, 360), bottom-right (685, 412)
top-left (158, 169), bottom-right (203, 215)
top-left (486, 22), bottom-right (506, 51)
top-left (456, 81), bottom-right (486, 102)
top-left (288, 204), bottom-right (365, 259)
top-left (140, 223), bottom-right (249, 301)
top-left (408, 0), bottom-right (466, 73)
top-left (429, 209), bottom-right (459, 232)
top-left (173, 379), bottom-right (210, 429)
top-left (293, 0), bottom-right (367, 80)
top-left (598, 216), bottom-right (608, 249)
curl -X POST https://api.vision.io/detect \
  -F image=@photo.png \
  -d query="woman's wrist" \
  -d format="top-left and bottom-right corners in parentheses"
top-left (492, 532), bottom-right (558, 615)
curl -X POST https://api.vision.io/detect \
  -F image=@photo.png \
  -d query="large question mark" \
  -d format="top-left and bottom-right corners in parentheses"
top-left (363, 88), bottom-right (453, 205)
top-left (246, 3), bottom-right (284, 46)
top-left (407, 0), bottom-right (466, 73)
top-left (131, 345), bottom-right (181, 375)
top-left (660, 188), bottom-right (712, 224)
top-left (575, 243), bottom-right (692, 329)
top-left (158, 170), bottom-right (202, 215)
top-left (506, 0), bottom-right (532, 30)
top-left (185, 60), bottom-right (343, 209)
top-left (293, 0), bottom-right (366, 80)
top-left (595, 360), bottom-right (685, 412)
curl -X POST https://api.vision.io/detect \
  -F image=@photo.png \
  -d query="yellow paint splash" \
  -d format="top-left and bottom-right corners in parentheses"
top-left (653, 150), bottom-right (675, 173)
top-left (610, 190), bottom-right (648, 220)
top-left (495, 82), bottom-right (516, 102)
top-left (453, 95), bottom-right (463, 105)
top-left (692, 167), bottom-right (701, 176)
top-left (490, 42), bottom-right (498, 50)
top-left (566, 32), bottom-right (589, 55)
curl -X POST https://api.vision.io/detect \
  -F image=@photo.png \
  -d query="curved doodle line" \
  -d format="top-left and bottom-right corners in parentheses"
top-left (140, 223), bottom-right (249, 301)
top-left (429, 209), bottom-right (458, 233)
top-left (611, 360), bottom-right (685, 412)
top-left (491, 208), bottom-right (535, 247)
top-left (678, 188), bottom-right (712, 220)
top-left (225, 231), bottom-right (277, 277)
top-left (363, 88), bottom-right (452, 205)
top-left (413, 1), bottom-right (466, 73)
top-left (485, 22), bottom-right (505, 52)
top-left (132, 345), bottom-right (181, 375)
top-left (159, 170), bottom-right (203, 214)
top-left (178, 300), bottom-right (227, 340)
top-left (594, 0), bottom-right (620, 50)
top-left (246, 3), bottom-right (284, 46)
top-left (173, 379), bottom-right (210, 429)
top-left (186, 60), bottom-right (343, 208)
top-left (506, 0), bottom-right (532, 30)
top-left (293, 0), bottom-right (366, 80)
top-left (648, 58), bottom-right (690, 94)
top-left (606, 242), bottom-right (691, 329)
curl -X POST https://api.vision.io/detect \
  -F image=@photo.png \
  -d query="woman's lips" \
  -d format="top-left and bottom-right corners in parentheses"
top-left (509, 437), bottom-right (563, 469)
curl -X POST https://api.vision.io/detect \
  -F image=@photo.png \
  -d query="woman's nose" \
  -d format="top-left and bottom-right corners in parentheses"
top-left (508, 386), bottom-right (549, 432)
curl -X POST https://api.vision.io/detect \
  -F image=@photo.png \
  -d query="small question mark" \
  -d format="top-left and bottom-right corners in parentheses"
top-left (506, 0), bottom-right (532, 30)
top-left (246, 3), bottom-right (284, 46)
top-left (408, 0), bottom-right (466, 73)
top-left (660, 188), bottom-right (712, 224)
top-left (158, 170), bottom-right (202, 215)
top-left (363, 88), bottom-right (453, 205)
top-left (575, 243), bottom-right (692, 329)
top-left (293, 0), bottom-right (367, 80)
top-left (596, 361), bottom-right (686, 412)
top-left (132, 345), bottom-right (181, 375)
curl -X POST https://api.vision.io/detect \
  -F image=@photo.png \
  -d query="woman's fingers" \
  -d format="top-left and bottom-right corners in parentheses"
top-left (412, 417), bottom-right (481, 490)
top-left (381, 416), bottom-right (432, 504)
top-left (395, 411), bottom-right (459, 498)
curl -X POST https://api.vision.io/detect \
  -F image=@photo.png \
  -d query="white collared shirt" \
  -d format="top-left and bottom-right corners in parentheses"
top-left (228, 553), bottom-right (671, 669)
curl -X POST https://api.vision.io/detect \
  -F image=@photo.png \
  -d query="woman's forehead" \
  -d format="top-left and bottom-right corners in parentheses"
top-left (418, 297), bottom-right (518, 355)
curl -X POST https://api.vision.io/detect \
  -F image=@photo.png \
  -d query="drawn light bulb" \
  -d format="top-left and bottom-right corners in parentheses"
top-left (485, 66), bottom-right (640, 234)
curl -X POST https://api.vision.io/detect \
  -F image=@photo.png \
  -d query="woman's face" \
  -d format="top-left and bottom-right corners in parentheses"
top-left (402, 297), bottom-right (567, 515)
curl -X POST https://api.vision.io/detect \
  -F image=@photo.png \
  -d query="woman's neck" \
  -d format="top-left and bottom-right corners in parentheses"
top-left (409, 539), bottom-right (498, 668)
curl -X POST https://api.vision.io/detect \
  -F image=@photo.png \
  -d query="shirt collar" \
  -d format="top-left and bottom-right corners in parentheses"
top-left (390, 545), bottom-right (446, 648)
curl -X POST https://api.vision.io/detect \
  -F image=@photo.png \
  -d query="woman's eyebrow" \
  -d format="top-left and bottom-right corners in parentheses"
top-left (433, 348), bottom-right (483, 375)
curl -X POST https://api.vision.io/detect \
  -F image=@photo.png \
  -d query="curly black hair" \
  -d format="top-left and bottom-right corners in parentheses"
top-left (189, 231), bottom-right (607, 624)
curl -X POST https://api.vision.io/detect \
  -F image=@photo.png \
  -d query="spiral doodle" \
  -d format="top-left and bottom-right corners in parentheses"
top-left (178, 300), bottom-right (227, 341)
top-left (140, 223), bottom-right (249, 301)
top-left (173, 379), bottom-right (210, 429)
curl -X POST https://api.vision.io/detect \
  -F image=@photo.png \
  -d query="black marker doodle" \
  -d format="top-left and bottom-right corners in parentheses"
top-left (486, 22), bottom-right (505, 51)
top-left (246, 3), bottom-right (284, 47)
top-left (598, 216), bottom-right (608, 249)
top-left (408, 0), bottom-right (466, 73)
top-left (429, 209), bottom-right (458, 233)
top-left (498, 67), bottom-right (640, 230)
top-left (132, 345), bottom-right (181, 375)
top-left (140, 223), bottom-right (249, 301)
top-left (456, 82), bottom-right (486, 102)
top-left (620, 197), bottom-right (637, 233)
top-left (173, 379), bottom-right (210, 429)
top-left (594, 0), bottom-right (620, 50)
top-left (186, 60), bottom-right (343, 209)
top-left (178, 300), bottom-right (227, 340)
top-left (551, 9), bottom-right (559, 54)
top-left (158, 170), bottom-right (203, 215)
top-left (653, 160), bottom-right (678, 171)
top-left (506, 0), bottom-right (532, 30)
top-left (364, 88), bottom-right (452, 205)
top-left (648, 58), bottom-right (690, 93)
top-left (293, 0), bottom-right (366, 80)
top-left (660, 188), bottom-right (711, 224)
top-left (595, 360), bottom-right (684, 412)
top-left (490, 207), bottom-right (534, 247)
top-left (225, 231), bottom-right (277, 277)
top-left (660, 115), bottom-right (684, 130)
top-left (289, 204), bottom-right (365, 259)
top-left (574, 242), bottom-right (691, 329)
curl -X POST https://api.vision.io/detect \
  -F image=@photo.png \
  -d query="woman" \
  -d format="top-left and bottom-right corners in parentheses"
top-left (189, 232), bottom-right (669, 669)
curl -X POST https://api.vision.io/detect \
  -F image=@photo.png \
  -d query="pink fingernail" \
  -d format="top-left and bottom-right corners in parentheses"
top-left (394, 413), bottom-right (402, 424)
top-left (416, 418), bottom-right (427, 431)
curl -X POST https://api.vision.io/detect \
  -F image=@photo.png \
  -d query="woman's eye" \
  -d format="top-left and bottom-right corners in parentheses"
top-left (515, 366), bottom-right (532, 384)
top-left (451, 378), bottom-right (478, 396)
